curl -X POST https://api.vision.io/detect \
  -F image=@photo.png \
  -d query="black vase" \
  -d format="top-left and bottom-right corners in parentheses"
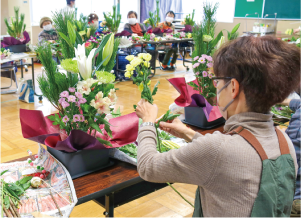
top-left (7, 44), bottom-right (26, 53)
top-left (182, 107), bottom-right (225, 129)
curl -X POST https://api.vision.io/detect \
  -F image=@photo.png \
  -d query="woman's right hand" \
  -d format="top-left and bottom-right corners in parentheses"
top-left (159, 118), bottom-right (196, 142)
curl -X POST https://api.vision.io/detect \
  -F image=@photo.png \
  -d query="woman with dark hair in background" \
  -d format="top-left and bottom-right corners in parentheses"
top-left (135, 36), bottom-right (300, 216)
top-left (88, 13), bottom-right (99, 28)
top-left (158, 11), bottom-right (178, 71)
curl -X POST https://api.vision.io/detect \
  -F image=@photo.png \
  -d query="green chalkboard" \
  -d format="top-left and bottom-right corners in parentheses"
top-left (264, 0), bottom-right (300, 19)
top-left (234, 0), bottom-right (264, 18)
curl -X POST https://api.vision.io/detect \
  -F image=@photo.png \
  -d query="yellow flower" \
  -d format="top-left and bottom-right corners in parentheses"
top-left (138, 83), bottom-right (144, 92)
top-left (126, 55), bottom-right (135, 62)
top-left (126, 64), bottom-right (134, 72)
top-left (187, 33), bottom-right (192, 39)
top-left (125, 71), bottom-right (132, 78)
top-left (143, 53), bottom-right (152, 62)
top-left (131, 57), bottom-right (142, 67)
top-left (143, 19), bottom-right (149, 24)
top-left (143, 61), bottom-right (150, 68)
top-left (154, 37), bottom-right (159, 42)
top-left (138, 53), bottom-right (144, 59)
top-left (139, 71), bottom-right (144, 75)
top-left (147, 80), bottom-right (151, 86)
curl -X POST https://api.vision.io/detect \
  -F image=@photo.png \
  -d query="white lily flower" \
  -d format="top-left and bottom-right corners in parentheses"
top-left (74, 43), bottom-right (97, 80)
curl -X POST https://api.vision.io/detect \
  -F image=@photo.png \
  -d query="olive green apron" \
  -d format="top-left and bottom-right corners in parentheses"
top-left (192, 126), bottom-right (296, 217)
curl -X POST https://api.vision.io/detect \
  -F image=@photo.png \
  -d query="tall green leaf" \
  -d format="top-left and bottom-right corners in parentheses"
top-left (231, 23), bottom-right (240, 35)
top-left (67, 20), bottom-right (76, 45)
top-left (58, 32), bottom-right (73, 47)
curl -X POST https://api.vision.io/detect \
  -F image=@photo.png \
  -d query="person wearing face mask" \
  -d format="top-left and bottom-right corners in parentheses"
top-left (88, 13), bottom-right (100, 32)
top-left (38, 17), bottom-right (58, 44)
top-left (135, 36), bottom-right (300, 217)
top-left (158, 11), bottom-right (178, 71)
top-left (124, 11), bottom-right (146, 36)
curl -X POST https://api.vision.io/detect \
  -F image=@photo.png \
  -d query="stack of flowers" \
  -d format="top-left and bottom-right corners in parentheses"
top-left (173, 32), bottom-right (192, 39)
top-left (129, 33), bottom-right (142, 43)
top-left (0, 48), bottom-right (12, 59)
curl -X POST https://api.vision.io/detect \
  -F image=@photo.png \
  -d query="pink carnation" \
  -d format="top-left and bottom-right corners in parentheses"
top-left (75, 92), bottom-right (83, 99)
top-left (68, 87), bottom-right (76, 92)
top-left (194, 56), bottom-right (199, 61)
top-left (198, 57), bottom-right (206, 64)
top-left (73, 114), bottom-right (81, 122)
top-left (62, 115), bottom-right (69, 123)
top-left (78, 98), bottom-right (87, 104)
top-left (58, 98), bottom-right (66, 104)
top-left (60, 91), bottom-right (69, 98)
top-left (202, 71), bottom-right (208, 77)
top-left (206, 56), bottom-right (213, 62)
top-left (61, 101), bottom-right (70, 109)
top-left (68, 95), bottom-right (76, 102)
top-left (207, 63), bottom-right (213, 68)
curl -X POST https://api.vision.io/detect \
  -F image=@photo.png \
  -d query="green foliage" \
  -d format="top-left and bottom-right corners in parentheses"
top-left (202, 3), bottom-right (218, 37)
top-left (52, 10), bottom-right (76, 59)
top-left (227, 23), bottom-right (240, 40)
top-left (36, 43), bottom-right (78, 111)
top-left (111, 107), bottom-right (121, 118)
top-left (155, 110), bottom-right (180, 129)
top-left (184, 9), bottom-right (195, 26)
top-left (4, 7), bottom-right (26, 39)
top-left (147, 0), bottom-right (160, 28)
top-left (103, 6), bottom-right (121, 33)
top-left (117, 144), bottom-right (138, 158)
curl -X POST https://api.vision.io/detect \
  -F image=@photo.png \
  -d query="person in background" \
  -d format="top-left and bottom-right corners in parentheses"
top-left (281, 98), bottom-right (300, 217)
top-left (88, 13), bottom-right (100, 31)
top-left (38, 17), bottom-right (58, 43)
top-left (62, 0), bottom-right (75, 13)
top-left (158, 11), bottom-right (177, 71)
top-left (124, 11), bottom-right (146, 36)
top-left (135, 36), bottom-right (300, 216)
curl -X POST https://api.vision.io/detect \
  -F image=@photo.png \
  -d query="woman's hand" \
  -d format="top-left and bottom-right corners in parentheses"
top-left (136, 99), bottom-right (158, 123)
top-left (159, 118), bottom-right (196, 142)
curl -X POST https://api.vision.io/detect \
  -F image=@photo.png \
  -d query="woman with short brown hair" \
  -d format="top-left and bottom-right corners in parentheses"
top-left (135, 36), bottom-right (300, 217)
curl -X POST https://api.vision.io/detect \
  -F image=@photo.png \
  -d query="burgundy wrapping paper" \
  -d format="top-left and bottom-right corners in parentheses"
top-left (167, 77), bottom-right (222, 122)
top-left (146, 26), bottom-right (172, 34)
top-left (178, 25), bottom-right (193, 33)
top-left (115, 30), bottom-right (131, 37)
top-left (20, 109), bottom-right (139, 152)
top-left (1, 31), bottom-right (30, 47)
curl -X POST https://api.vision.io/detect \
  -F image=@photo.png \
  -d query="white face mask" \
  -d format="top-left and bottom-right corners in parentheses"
top-left (166, 17), bottom-right (174, 23)
top-left (128, 18), bottom-right (137, 25)
top-left (43, 24), bottom-right (53, 31)
top-left (216, 80), bottom-right (234, 120)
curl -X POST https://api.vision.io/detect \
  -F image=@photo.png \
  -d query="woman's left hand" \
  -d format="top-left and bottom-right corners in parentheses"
top-left (136, 99), bottom-right (158, 123)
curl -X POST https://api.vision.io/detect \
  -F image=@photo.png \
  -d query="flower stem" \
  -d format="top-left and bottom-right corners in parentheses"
top-left (167, 182), bottom-right (194, 207)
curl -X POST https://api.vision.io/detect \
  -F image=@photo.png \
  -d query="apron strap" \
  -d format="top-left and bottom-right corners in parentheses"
top-left (227, 126), bottom-right (268, 161)
top-left (275, 128), bottom-right (290, 155)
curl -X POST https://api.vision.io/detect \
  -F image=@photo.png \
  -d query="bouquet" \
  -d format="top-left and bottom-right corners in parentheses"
top-left (173, 32), bottom-right (192, 39)
top-left (4, 7), bottom-right (26, 39)
top-left (129, 33), bottom-right (142, 43)
top-left (0, 48), bottom-right (12, 59)
top-left (103, 6), bottom-right (121, 33)
top-left (143, 0), bottom-right (160, 29)
top-left (182, 10), bottom-right (195, 26)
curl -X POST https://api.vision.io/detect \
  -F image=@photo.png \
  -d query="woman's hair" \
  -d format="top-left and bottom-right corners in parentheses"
top-left (166, 11), bottom-right (175, 18)
top-left (213, 36), bottom-right (300, 113)
top-left (127, 11), bottom-right (138, 18)
top-left (88, 13), bottom-right (98, 23)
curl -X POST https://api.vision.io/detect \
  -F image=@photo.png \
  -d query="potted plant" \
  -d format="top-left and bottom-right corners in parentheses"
top-left (2, 7), bottom-right (30, 53)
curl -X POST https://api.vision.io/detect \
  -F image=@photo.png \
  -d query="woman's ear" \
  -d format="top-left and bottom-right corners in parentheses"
top-left (231, 79), bottom-right (240, 99)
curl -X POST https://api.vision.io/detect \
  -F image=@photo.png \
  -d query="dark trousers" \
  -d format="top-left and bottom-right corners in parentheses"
top-left (162, 47), bottom-right (178, 65)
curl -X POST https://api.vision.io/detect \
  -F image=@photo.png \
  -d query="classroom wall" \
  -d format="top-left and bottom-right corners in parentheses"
top-left (1, 0), bottom-right (9, 35)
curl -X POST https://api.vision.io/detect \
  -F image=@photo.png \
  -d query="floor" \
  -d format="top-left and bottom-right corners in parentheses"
top-left (1, 59), bottom-right (197, 217)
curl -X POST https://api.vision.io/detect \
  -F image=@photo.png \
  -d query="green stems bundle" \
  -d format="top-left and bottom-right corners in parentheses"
top-left (103, 6), bottom-right (121, 33)
top-left (146, 0), bottom-right (160, 28)
top-left (4, 7), bottom-right (26, 39)
top-left (184, 9), bottom-right (195, 26)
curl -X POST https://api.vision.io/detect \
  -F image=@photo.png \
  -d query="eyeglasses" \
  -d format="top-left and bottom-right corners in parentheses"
top-left (212, 77), bottom-right (234, 88)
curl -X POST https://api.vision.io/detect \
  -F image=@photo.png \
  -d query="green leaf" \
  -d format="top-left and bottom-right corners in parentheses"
top-left (209, 31), bottom-right (223, 48)
top-left (91, 123), bottom-right (103, 135)
top-left (1, 170), bottom-right (8, 176)
top-left (19, 176), bottom-right (32, 185)
top-left (58, 32), bottom-right (73, 48)
top-left (22, 180), bottom-right (31, 190)
top-left (48, 115), bottom-right (56, 122)
top-left (152, 81), bottom-right (160, 96)
top-left (67, 20), bottom-right (76, 45)
top-left (133, 105), bottom-right (137, 110)
top-left (97, 137), bottom-right (112, 147)
top-left (75, 30), bottom-right (83, 45)
top-left (4, 196), bottom-right (10, 209)
top-left (231, 23), bottom-right (240, 35)
top-left (111, 107), bottom-right (121, 118)
top-left (94, 55), bottom-right (109, 72)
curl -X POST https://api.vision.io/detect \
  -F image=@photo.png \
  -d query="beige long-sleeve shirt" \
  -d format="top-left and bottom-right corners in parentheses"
top-left (137, 112), bottom-right (297, 217)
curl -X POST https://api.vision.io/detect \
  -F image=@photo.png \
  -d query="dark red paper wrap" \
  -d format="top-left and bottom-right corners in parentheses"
top-left (20, 109), bottom-right (139, 152)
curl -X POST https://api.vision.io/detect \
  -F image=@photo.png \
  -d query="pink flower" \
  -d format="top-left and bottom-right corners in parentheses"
top-left (180, 32), bottom-right (186, 38)
top-left (58, 98), bottom-right (66, 104)
top-left (205, 56), bottom-right (213, 62)
top-left (201, 54), bottom-right (208, 59)
top-left (85, 42), bottom-right (91, 47)
top-left (79, 115), bottom-right (85, 122)
top-left (207, 63), bottom-right (213, 68)
top-left (198, 58), bottom-right (206, 63)
top-left (76, 102), bottom-right (81, 107)
top-left (195, 72), bottom-right (200, 75)
top-left (73, 114), bottom-right (81, 122)
top-left (68, 95), bottom-right (76, 102)
top-left (61, 101), bottom-right (70, 109)
top-left (68, 87), bottom-right (76, 92)
top-left (194, 56), bottom-right (199, 61)
top-left (202, 71), bottom-right (208, 77)
top-left (213, 81), bottom-right (217, 87)
top-left (209, 74), bottom-right (213, 79)
top-left (75, 92), bottom-right (83, 99)
top-left (62, 115), bottom-right (69, 123)
top-left (60, 91), bottom-right (69, 98)
top-left (193, 62), bottom-right (200, 68)
top-left (78, 98), bottom-right (87, 104)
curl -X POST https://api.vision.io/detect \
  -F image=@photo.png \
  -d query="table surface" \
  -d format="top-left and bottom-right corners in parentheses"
top-left (0, 52), bottom-right (36, 64)
top-left (6, 124), bottom-right (224, 204)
